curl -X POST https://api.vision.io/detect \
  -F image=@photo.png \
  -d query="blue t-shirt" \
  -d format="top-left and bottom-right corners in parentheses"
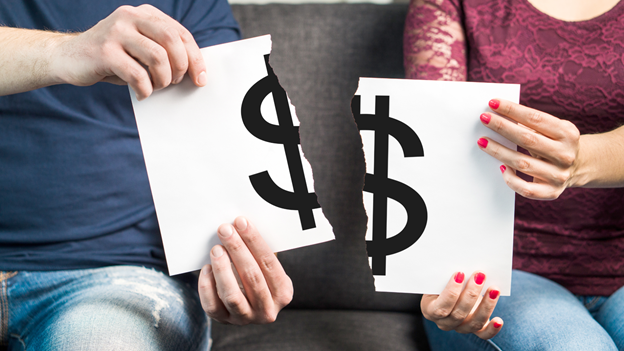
top-left (0, 0), bottom-right (241, 272)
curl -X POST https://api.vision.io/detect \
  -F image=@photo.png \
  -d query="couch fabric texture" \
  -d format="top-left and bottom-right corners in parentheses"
top-left (211, 4), bottom-right (430, 350)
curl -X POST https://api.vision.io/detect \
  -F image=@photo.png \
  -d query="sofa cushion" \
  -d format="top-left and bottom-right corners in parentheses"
top-left (211, 309), bottom-right (429, 351)
top-left (230, 3), bottom-right (421, 313)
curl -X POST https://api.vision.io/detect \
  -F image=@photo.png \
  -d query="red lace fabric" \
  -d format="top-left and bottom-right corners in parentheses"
top-left (405, 0), bottom-right (624, 295)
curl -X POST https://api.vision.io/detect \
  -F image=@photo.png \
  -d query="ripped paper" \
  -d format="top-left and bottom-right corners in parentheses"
top-left (355, 78), bottom-right (519, 295)
top-left (130, 35), bottom-right (334, 275)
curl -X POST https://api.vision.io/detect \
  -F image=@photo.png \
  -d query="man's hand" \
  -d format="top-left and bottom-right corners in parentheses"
top-left (52, 4), bottom-right (206, 100)
top-left (198, 216), bottom-right (293, 325)
top-left (0, 5), bottom-right (205, 99)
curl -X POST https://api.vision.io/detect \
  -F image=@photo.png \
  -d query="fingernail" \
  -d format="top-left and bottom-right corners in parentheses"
top-left (202, 265), bottom-right (212, 275)
top-left (197, 71), bottom-right (207, 86)
top-left (235, 217), bottom-right (248, 232)
top-left (212, 245), bottom-right (224, 258)
top-left (480, 113), bottom-right (491, 124)
top-left (173, 76), bottom-right (183, 84)
top-left (218, 225), bottom-right (233, 238)
top-left (500, 165), bottom-right (506, 174)
top-left (477, 138), bottom-right (488, 148)
top-left (475, 272), bottom-right (486, 285)
top-left (455, 272), bottom-right (465, 284)
top-left (493, 321), bottom-right (502, 329)
top-left (489, 290), bottom-right (500, 299)
top-left (489, 99), bottom-right (500, 109)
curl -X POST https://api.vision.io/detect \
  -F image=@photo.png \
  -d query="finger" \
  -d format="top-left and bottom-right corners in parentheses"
top-left (109, 53), bottom-right (153, 100)
top-left (474, 317), bottom-right (504, 340)
top-left (234, 217), bottom-right (293, 307)
top-left (197, 264), bottom-right (230, 323)
top-left (477, 137), bottom-right (567, 185)
top-left (488, 99), bottom-right (565, 140)
top-left (210, 245), bottom-right (253, 323)
top-left (133, 7), bottom-right (190, 84)
top-left (422, 272), bottom-right (465, 324)
top-left (440, 272), bottom-right (486, 330)
top-left (138, 4), bottom-right (206, 86)
top-left (479, 113), bottom-right (563, 161)
top-left (500, 165), bottom-right (562, 200)
top-left (121, 32), bottom-right (172, 91)
top-left (456, 286), bottom-right (500, 334)
top-left (217, 223), bottom-right (273, 313)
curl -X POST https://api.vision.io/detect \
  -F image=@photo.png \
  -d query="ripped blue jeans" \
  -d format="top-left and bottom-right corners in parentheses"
top-left (0, 266), bottom-right (209, 351)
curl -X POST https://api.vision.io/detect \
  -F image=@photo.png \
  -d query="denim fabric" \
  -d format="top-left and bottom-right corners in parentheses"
top-left (424, 270), bottom-right (623, 351)
top-left (0, 266), bottom-right (209, 351)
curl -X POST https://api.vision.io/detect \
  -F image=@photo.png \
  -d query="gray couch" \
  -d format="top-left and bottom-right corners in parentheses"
top-left (211, 4), bottom-right (431, 350)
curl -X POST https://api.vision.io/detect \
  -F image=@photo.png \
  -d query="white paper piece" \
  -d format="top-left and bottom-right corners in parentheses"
top-left (355, 78), bottom-right (519, 296)
top-left (130, 35), bottom-right (334, 275)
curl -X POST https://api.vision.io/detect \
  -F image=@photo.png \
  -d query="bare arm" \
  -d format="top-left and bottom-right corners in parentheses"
top-left (0, 5), bottom-right (207, 100)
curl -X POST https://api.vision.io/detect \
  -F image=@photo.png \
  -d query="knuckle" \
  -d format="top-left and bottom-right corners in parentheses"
top-left (173, 59), bottom-right (188, 74)
top-left (449, 309), bottom-right (468, 323)
top-left (552, 170), bottom-right (570, 185)
top-left (160, 27), bottom-right (179, 45)
top-left (528, 110), bottom-right (543, 126)
top-left (503, 101), bottom-right (515, 116)
top-left (137, 4), bottom-right (156, 12)
top-left (274, 280), bottom-right (294, 306)
top-left (227, 239), bottom-right (246, 255)
top-left (520, 132), bottom-right (539, 148)
top-left (115, 5), bottom-right (135, 16)
top-left (518, 186), bottom-right (534, 199)
top-left (437, 323), bottom-right (454, 332)
top-left (258, 309), bottom-right (278, 324)
top-left (148, 45), bottom-right (168, 65)
top-left (491, 118), bottom-right (505, 133)
top-left (464, 290), bottom-right (480, 301)
top-left (127, 66), bottom-right (147, 84)
top-left (467, 320), bottom-right (486, 332)
top-left (180, 29), bottom-right (195, 43)
top-left (430, 307), bottom-right (451, 320)
top-left (516, 158), bottom-right (531, 171)
top-left (259, 253), bottom-right (279, 273)
top-left (202, 301), bottom-right (220, 316)
top-left (221, 292), bottom-right (246, 312)
top-left (559, 152), bottom-right (576, 167)
top-left (562, 120), bottom-right (580, 139)
top-left (240, 267), bottom-right (264, 290)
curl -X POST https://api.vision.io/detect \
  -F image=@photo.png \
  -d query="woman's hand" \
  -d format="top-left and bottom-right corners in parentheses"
top-left (478, 99), bottom-right (582, 200)
top-left (421, 271), bottom-right (503, 339)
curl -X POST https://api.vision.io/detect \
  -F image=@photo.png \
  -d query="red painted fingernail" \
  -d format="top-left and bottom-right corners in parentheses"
top-left (500, 165), bottom-right (506, 174)
top-left (455, 272), bottom-right (465, 284)
top-left (493, 322), bottom-right (502, 329)
top-left (489, 290), bottom-right (500, 299)
top-left (474, 272), bottom-right (486, 285)
top-left (477, 138), bottom-right (488, 148)
top-left (489, 99), bottom-right (500, 109)
top-left (480, 113), bottom-right (491, 124)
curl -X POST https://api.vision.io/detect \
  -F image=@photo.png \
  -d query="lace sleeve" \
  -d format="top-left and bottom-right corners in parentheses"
top-left (403, 0), bottom-right (468, 81)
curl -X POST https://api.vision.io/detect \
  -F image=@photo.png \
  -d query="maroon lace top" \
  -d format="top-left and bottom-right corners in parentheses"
top-left (404, 0), bottom-right (624, 295)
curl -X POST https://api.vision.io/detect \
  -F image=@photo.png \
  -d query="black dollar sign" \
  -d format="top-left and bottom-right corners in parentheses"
top-left (241, 55), bottom-right (320, 231)
top-left (352, 95), bottom-right (428, 276)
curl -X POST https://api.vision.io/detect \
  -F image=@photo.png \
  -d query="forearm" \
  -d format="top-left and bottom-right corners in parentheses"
top-left (0, 27), bottom-right (73, 96)
top-left (573, 125), bottom-right (624, 188)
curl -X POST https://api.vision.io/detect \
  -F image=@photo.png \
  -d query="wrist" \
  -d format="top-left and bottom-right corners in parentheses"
top-left (48, 32), bottom-right (81, 86)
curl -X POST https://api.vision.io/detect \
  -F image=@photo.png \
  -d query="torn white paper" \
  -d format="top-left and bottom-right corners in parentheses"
top-left (130, 35), bottom-right (334, 275)
top-left (355, 78), bottom-right (519, 295)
